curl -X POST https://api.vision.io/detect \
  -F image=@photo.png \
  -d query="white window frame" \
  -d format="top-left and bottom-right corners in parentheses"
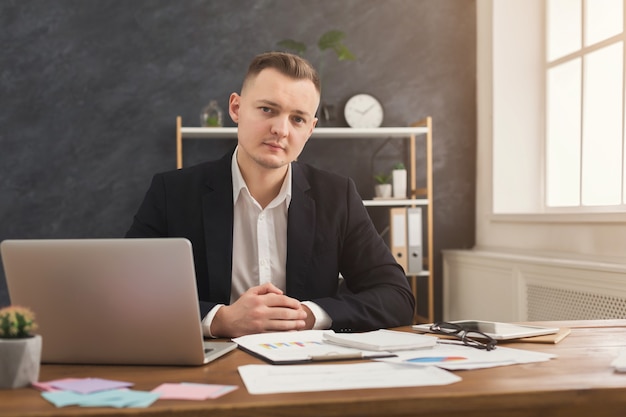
top-left (544, 0), bottom-right (626, 214)
top-left (479, 0), bottom-right (626, 264)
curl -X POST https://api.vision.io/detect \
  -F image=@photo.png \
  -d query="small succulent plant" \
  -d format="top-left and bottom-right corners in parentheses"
top-left (0, 306), bottom-right (37, 338)
top-left (374, 172), bottom-right (392, 184)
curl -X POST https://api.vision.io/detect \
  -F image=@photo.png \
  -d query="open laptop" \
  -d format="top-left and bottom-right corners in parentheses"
top-left (0, 238), bottom-right (237, 366)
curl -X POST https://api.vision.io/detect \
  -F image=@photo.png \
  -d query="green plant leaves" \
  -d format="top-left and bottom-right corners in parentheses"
top-left (374, 173), bottom-right (392, 184)
top-left (318, 30), bottom-right (356, 61)
top-left (0, 306), bottom-right (37, 338)
top-left (276, 39), bottom-right (307, 56)
top-left (317, 30), bottom-right (345, 50)
top-left (277, 30), bottom-right (356, 61)
top-left (333, 43), bottom-right (356, 61)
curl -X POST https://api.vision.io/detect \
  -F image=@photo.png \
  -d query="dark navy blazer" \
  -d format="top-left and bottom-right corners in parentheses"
top-left (126, 149), bottom-right (415, 332)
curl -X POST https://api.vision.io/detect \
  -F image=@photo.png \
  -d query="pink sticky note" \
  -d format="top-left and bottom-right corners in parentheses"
top-left (203, 385), bottom-right (238, 399)
top-left (32, 378), bottom-right (81, 392)
top-left (182, 383), bottom-right (238, 399)
top-left (50, 378), bottom-right (133, 394)
top-left (152, 383), bottom-right (214, 400)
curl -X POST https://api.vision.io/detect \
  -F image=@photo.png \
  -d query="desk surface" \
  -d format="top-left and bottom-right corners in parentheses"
top-left (2, 320), bottom-right (626, 417)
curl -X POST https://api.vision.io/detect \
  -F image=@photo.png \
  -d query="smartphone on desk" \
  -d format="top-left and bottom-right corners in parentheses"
top-left (412, 320), bottom-right (560, 340)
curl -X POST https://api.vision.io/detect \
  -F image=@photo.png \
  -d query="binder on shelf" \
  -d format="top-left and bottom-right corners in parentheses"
top-left (389, 207), bottom-right (408, 272)
top-left (407, 207), bottom-right (423, 274)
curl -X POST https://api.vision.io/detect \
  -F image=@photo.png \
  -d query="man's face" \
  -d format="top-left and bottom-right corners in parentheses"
top-left (229, 68), bottom-right (319, 172)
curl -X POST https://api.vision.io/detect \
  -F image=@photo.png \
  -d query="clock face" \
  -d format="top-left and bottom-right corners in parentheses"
top-left (343, 94), bottom-right (384, 128)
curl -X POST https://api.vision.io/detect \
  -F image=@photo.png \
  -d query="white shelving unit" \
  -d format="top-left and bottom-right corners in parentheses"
top-left (175, 116), bottom-right (434, 323)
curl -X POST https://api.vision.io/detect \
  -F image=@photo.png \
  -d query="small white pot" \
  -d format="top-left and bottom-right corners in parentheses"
top-left (392, 169), bottom-right (407, 198)
top-left (374, 183), bottom-right (392, 198)
top-left (0, 335), bottom-right (42, 389)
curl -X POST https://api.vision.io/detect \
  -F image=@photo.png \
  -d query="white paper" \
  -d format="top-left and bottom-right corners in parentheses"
top-left (233, 330), bottom-right (389, 363)
top-left (238, 361), bottom-right (461, 394)
top-left (377, 342), bottom-right (556, 370)
top-left (323, 329), bottom-right (437, 351)
top-left (610, 348), bottom-right (626, 372)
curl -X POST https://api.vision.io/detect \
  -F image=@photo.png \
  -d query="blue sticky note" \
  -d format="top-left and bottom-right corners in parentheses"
top-left (41, 391), bottom-right (84, 408)
top-left (41, 389), bottom-right (159, 409)
top-left (80, 390), bottom-right (159, 408)
top-left (78, 389), bottom-right (131, 408)
top-left (122, 391), bottom-right (160, 408)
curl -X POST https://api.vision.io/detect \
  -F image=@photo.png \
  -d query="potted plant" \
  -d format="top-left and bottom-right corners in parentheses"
top-left (392, 162), bottom-right (407, 198)
top-left (277, 29), bottom-right (356, 66)
top-left (374, 172), bottom-right (392, 198)
top-left (0, 306), bottom-right (41, 389)
top-left (200, 100), bottom-right (223, 127)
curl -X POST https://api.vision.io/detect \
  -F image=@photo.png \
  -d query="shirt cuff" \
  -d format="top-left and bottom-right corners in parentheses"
top-left (201, 304), bottom-right (224, 338)
top-left (302, 301), bottom-right (332, 330)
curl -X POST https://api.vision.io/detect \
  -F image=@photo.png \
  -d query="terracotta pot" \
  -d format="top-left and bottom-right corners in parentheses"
top-left (0, 335), bottom-right (42, 389)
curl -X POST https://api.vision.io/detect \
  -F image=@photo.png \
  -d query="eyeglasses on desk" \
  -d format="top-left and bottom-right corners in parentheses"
top-left (429, 321), bottom-right (497, 351)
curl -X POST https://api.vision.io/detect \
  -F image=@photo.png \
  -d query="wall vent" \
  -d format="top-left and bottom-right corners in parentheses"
top-left (527, 284), bottom-right (626, 320)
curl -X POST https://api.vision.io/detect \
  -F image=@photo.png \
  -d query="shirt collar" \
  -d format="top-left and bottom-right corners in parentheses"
top-left (231, 146), bottom-right (292, 208)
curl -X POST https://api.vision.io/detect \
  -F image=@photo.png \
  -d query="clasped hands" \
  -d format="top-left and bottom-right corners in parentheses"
top-left (210, 282), bottom-right (315, 338)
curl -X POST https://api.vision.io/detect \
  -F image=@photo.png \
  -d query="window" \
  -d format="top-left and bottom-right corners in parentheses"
top-left (545, 0), bottom-right (626, 209)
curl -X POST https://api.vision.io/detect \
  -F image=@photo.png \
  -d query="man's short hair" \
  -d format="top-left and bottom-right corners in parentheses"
top-left (243, 52), bottom-right (321, 95)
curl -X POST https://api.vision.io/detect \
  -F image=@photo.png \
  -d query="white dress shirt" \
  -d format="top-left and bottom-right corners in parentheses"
top-left (201, 148), bottom-right (331, 337)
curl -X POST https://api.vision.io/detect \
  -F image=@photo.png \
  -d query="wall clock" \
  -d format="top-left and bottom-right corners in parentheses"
top-left (343, 94), bottom-right (384, 128)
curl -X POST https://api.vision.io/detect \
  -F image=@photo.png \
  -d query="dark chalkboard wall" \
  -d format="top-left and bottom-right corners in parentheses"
top-left (0, 0), bottom-right (477, 320)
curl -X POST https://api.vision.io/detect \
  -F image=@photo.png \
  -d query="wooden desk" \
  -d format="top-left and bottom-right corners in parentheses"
top-left (2, 320), bottom-right (626, 417)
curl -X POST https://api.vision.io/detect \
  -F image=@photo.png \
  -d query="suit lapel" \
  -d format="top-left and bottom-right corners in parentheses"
top-left (201, 156), bottom-right (315, 302)
top-left (202, 153), bottom-right (234, 304)
top-left (286, 163), bottom-right (316, 298)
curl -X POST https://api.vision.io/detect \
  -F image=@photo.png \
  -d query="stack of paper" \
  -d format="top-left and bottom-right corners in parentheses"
top-left (234, 330), bottom-right (558, 395)
top-left (611, 348), bottom-right (626, 372)
top-left (378, 343), bottom-right (557, 370)
top-left (323, 329), bottom-right (437, 351)
top-left (233, 330), bottom-right (394, 364)
top-left (239, 362), bottom-right (461, 394)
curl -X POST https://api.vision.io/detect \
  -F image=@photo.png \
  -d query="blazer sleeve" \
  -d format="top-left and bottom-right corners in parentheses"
top-left (301, 175), bottom-right (416, 332)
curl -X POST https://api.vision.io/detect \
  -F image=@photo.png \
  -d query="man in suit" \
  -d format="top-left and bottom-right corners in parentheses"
top-left (126, 52), bottom-right (415, 338)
